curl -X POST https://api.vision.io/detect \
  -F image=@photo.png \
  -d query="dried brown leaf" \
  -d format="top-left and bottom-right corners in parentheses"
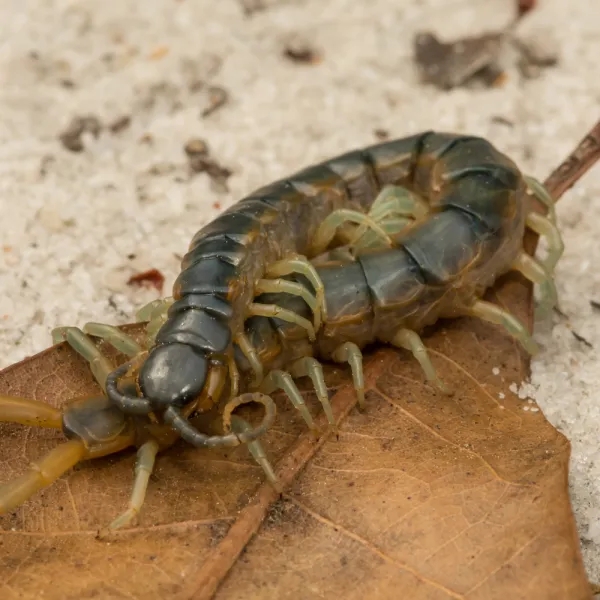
top-left (1, 123), bottom-right (600, 599)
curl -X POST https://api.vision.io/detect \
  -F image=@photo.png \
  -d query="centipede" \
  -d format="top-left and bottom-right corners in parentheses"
top-left (0, 131), bottom-right (563, 534)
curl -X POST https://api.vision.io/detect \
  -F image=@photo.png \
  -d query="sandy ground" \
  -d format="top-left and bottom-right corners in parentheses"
top-left (0, 0), bottom-right (598, 583)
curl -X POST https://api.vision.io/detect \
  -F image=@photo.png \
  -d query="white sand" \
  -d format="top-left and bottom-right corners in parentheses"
top-left (0, 0), bottom-right (598, 581)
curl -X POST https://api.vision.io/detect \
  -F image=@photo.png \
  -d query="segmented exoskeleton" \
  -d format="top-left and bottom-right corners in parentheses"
top-left (0, 132), bottom-right (563, 532)
top-left (106, 132), bottom-right (560, 440)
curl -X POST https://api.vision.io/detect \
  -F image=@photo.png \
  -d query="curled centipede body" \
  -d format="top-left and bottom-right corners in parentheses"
top-left (231, 133), bottom-right (562, 449)
top-left (0, 132), bottom-right (562, 532)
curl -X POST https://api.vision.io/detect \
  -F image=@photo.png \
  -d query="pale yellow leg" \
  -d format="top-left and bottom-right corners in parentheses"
top-left (524, 175), bottom-right (556, 224)
top-left (261, 370), bottom-right (319, 438)
top-left (227, 351), bottom-right (240, 399)
top-left (100, 439), bottom-right (160, 536)
top-left (391, 329), bottom-right (452, 394)
top-left (51, 327), bottom-right (114, 391)
top-left (266, 255), bottom-right (328, 322)
top-left (466, 299), bottom-right (540, 355)
top-left (83, 322), bottom-right (143, 357)
top-left (513, 251), bottom-right (559, 318)
top-left (235, 332), bottom-right (264, 388)
top-left (0, 440), bottom-right (86, 514)
top-left (289, 357), bottom-right (337, 435)
top-left (526, 212), bottom-right (564, 273)
top-left (135, 297), bottom-right (174, 322)
top-left (310, 208), bottom-right (393, 255)
top-left (352, 185), bottom-right (428, 250)
top-left (248, 303), bottom-right (316, 342)
top-left (331, 342), bottom-right (365, 410)
top-left (144, 299), bottom-right (174, 344)
top-left (230, 415), bottom-right (281, 492)
top-left (256, 278), bottom-right (321, 330)
top-left (0, 395), bottom-right (62, 428)
top-left (369, 185), bottom-right (428, 222)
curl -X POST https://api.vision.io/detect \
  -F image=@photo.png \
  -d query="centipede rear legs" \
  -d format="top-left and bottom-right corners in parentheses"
top-left (51, 324), bottom-right (165, 533)
top-left (0, 392), bottom-right (141, 532)
top-left (51, 322), bottom-right (281, 517)
top-left (0, 400), bottom-right (101, 513)
top-left (2, 320), bottom-right (156, 534)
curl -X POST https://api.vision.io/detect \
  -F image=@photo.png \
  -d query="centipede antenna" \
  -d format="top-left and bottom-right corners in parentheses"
top-left (105, 362), bottom-right (153, 415)
top-left (163, 406), bottom-right (240, 448)
top-left (221, 393), bottom-right (277, 442)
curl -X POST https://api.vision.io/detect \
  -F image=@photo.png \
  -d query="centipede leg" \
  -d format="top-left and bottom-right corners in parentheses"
top-left (51, 327), bottom-right (116, 391)
top-left (466, 299), bottom-right (540, 355)
top-left (512, 252), bottom-right (559, 318)
top-left (351, 217), bottom-right (414, 252)
top-left (524, 175), bottom-right (557, 224)
top-left (289, 357), bottom-right (337, 436)
top-left (230, 415), bottom-right (281, 492)
top-left (266, 255), bottom-right (328, 322)
top-left (99, 439), bottom-right (160, 537)
top-left (0, 395), bottom-right (62, 428)
top-left (310, 209), bottom-right (393, 255)
top-left (256, 278), bottom-right (321, 330)
top-left (82, 323), bottom-right (144, 357)
top-left (248, 303), bottom-right (316, 341)
top-left (142, 298), bottom-right (175, 344)
top-left (352, 186), bottom-right (428, 250)
top-left (227, 350), bottom-right (240, 399)
top-left (525, 212), bottom-right (564, 273)
top-left (390, 329), bottom-right (452, 395)
top-left (235, 332), bottom-right (264, 387)
top-left (331, 342), bottom-right (365, 410)
top-left (261, 370), bottom-right (319, 438)
top-left (0, 440), bottom-right (86, 514)
top-left (369, 185), bottom-right (429, 222)
top-left (135, 297), bottom-right (174, 322)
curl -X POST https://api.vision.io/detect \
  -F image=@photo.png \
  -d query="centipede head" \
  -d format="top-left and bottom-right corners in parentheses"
top-left (105, 342), bottom-right (227, 422)
top-left (105, 346), bottom-right (273, 450)
top-left (138, 342), bottom-right (208, 409)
